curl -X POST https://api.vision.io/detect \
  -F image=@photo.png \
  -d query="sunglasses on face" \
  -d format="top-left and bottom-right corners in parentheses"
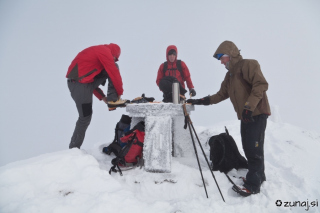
top-left (214, 53), bottom-right (224, 60)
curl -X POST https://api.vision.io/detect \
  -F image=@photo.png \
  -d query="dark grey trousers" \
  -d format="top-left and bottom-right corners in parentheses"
top-left (68, 77), bottom-right (117, 149)
top-left (241, 114), bottom-right (268, 193)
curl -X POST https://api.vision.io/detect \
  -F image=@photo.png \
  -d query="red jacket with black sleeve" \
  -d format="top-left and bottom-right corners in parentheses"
top-left (66, 44), bottom-right (123, 100)
top-left (156, 45), bottom-right (194, 90)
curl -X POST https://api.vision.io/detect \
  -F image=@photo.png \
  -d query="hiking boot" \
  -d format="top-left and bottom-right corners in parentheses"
top-left (108, 107), bottom-right (116, 111)
top-left (232, 185), bottom-right (259, 197)
top-left (107, 99), bottom-right (130, 110)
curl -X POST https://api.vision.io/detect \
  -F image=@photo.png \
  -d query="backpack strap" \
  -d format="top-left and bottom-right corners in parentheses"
top-left (114, 123), bottom-right (120, 144)
top-left (224, 126), bottom-right (248, 165)
top-left (162, 60), bottom-right (184, 80)
top-left (162, 62), bottom-right (168, 76)
top-left (109, 162), bottom-right (123, 176)
top-left (104, 122), bottom-right (122, 156)
top-left (104, 141), bottom-right (122, 156)
top-left (176, 60), bottom-right (184, 80)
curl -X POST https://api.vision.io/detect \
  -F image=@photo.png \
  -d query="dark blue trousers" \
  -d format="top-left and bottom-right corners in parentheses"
top-left (241, 114), bottom-right (268, 193)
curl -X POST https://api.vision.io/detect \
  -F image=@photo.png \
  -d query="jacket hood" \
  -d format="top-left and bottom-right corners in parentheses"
top-left (166, 45), bottom-right (178, 62)
top-left (213, 41), bottom-right (243, 70)
top-left (107, 43), bottom-right (121, 61)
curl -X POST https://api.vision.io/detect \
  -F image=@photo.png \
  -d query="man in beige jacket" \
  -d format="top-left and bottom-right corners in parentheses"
top-left (187, 41), bottom-right (271, 196)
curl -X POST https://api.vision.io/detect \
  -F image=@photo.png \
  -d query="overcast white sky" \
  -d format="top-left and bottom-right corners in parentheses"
top-left (1, 0), bottom-right (319, 166)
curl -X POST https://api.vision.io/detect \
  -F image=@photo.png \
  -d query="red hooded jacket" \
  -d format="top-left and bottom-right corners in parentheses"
top-left (156, 45), bottom-right (194, 89)
top-left (66, 44), bottom-right (123, 99)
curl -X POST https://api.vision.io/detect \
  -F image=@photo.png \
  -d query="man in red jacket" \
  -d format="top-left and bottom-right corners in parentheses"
top-left (66, 43), bottom-right (128, 149)
top-left (156, 45), bottom-right (196, 102)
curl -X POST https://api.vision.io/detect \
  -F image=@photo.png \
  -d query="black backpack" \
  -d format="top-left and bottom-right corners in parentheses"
top-left (131, 93), bottom-right (155, 104)
top-left (209, 127), bottom-right (248, 173)
top-left (103, 114), bottom-right (132, 156)
top-left (163, 60), bottom-right (184, 80)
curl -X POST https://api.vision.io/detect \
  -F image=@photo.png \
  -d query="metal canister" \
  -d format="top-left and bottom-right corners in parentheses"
top-left (172, 82), bottom-right (180, 104)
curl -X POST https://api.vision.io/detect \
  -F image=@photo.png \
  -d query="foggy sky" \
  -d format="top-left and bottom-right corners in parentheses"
top-left (1, 0), bottom-right (319, 166)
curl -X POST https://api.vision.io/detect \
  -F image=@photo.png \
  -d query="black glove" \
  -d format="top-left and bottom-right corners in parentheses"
top-left (186, 96), bottom-right (210, 105)
top-left (242, 109), bottom-right (254, 123)
top-left (189, 88), bottom-right (196, 97)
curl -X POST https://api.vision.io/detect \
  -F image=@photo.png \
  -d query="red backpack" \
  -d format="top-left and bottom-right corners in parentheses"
top-left (109, 121), bottom-right (145, 175)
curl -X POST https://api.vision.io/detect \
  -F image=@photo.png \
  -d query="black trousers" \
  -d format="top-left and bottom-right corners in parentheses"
top-left (158, 76), bottom-right (187, 103)
top-left (241, 114), bottom-right (268, 193)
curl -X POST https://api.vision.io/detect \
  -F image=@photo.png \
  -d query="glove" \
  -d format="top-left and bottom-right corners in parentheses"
top-left (242, 109), bottom-right (254, 123)
top-left (186, 96), bottom-right (210, 105)
top-left (189, 88), bottom-right (196, 97)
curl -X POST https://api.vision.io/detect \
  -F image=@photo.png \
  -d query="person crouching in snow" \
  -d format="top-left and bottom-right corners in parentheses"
top-left (156, 45), bottom-right (196, 102)
top-left (187, 41), bottom-right (271, 196)
top-left (66, 43), bottom-right (129, 149)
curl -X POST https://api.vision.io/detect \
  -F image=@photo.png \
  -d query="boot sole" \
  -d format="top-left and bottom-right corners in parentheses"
top-left (107, 103), bottom-right (127, 108)
top-left (232, 185), bottom-right (252, 197)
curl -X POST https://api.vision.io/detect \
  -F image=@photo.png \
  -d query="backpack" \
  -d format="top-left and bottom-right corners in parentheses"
top-left (131, 93), bottom-right (155, 104)
top-left (209, 127), bottom-right (248, 173)
top-left (163, 60), bottom-right (184, 80)
top-left (109, 121), bottom-right (145, 175)
top-left (103, 114), bottom-right (132, 156)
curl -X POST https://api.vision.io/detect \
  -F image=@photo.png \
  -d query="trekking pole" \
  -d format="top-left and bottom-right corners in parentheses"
top-left (189, 119), bottom-right (225, 202)
top-left (183, 104), bottom-right (225, 202)
top-left (182, 105), bottom-right (208, 198)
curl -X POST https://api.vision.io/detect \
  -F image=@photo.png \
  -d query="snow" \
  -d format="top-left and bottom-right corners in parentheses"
top-left (1, 116), bottom-right (319, 213)
top-left (126, 103), bottom-right (194, 117)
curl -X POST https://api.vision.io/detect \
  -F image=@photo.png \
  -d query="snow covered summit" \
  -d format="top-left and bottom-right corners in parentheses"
top-left (0, 120), bottom-right (319, 213)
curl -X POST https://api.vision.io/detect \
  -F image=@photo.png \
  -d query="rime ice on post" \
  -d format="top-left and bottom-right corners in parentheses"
top-left (172, 116), bottom-right (195, 157)
top-left (126, 103), bottom-right (195, 172)
top-left (144, 116), bottom-right (172, 172)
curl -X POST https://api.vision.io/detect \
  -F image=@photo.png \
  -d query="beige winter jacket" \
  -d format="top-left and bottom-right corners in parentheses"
top-left (210, 41), bottom-right (271, 120)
